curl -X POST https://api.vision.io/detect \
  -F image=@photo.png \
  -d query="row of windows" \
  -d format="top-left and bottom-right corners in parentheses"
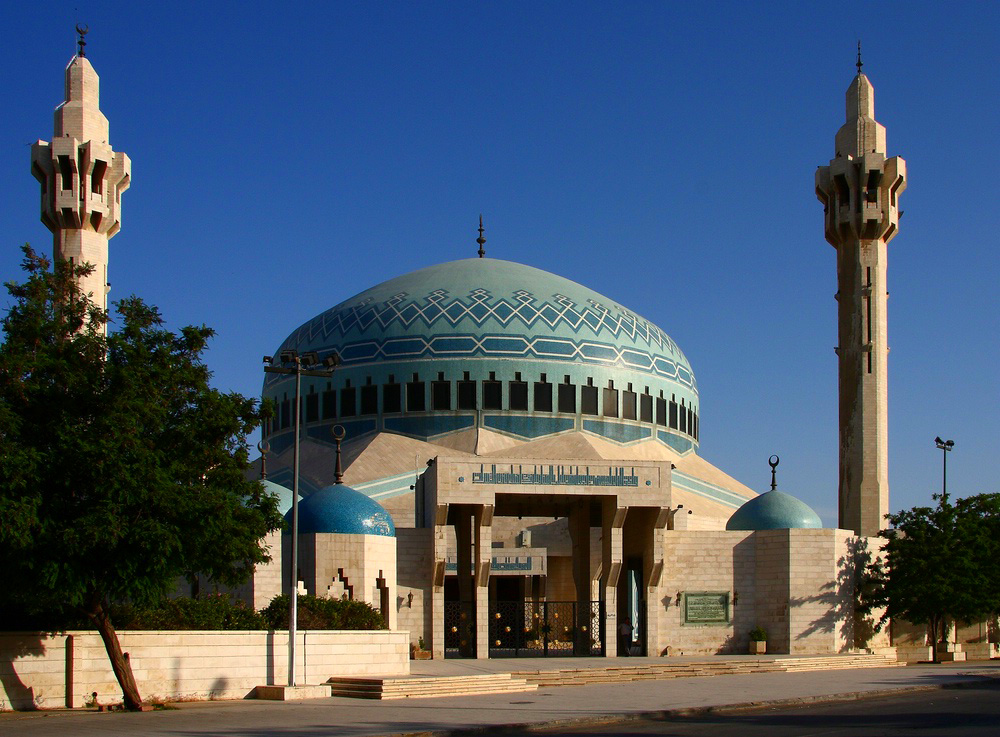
top-left (269, 372), bottom-right (699, 439)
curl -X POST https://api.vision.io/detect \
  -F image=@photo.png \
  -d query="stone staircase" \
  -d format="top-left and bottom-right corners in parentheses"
top-left (326, 673), bottom-right (537, 699)
top-left (513, 653), bottom-right (904, 687)
top-left (326, 654), bottom-right (903, 699)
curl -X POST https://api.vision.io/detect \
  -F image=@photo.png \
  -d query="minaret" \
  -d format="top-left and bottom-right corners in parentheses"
top-left (815, 52), bottom-right (906, 537)
top-left (30, 28), bottom-right (130, 328)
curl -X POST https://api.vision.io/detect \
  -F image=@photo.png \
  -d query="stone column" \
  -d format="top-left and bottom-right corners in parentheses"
top-left (431, 503), bottom-right (449, 659)
top-left (473, 504), bottom-right (493, 659)
top-left (569, 502), bottom-right (592, 655)
top-left (601, 498), bottom-right (625, 656)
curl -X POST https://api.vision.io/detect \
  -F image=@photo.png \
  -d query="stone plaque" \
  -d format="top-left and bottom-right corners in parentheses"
top-left (683, 592), bottom-right (730, 624)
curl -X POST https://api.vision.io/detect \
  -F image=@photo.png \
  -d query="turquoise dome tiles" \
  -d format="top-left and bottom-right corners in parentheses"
top-left (287, 484), bottom-right (396, 537)
top-left (725, 490), bottom-right (823, 531)
top-left (274, 259), bottom-right (695, 389)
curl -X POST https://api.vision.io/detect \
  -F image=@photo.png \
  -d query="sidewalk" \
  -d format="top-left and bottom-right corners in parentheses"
top-left (1, 660), bottom-right (997, 736)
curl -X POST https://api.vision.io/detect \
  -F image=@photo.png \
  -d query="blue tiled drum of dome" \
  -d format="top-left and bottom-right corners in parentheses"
top-left (265, 258), bottom-right (701, 452)
top-left (287, 485), bottom-right (396, 537)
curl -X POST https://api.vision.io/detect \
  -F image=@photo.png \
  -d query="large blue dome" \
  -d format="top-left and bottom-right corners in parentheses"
top-left (286, 484), bottom-right (396, 537)
top-left (265, 258), bottom-right (701, 455)
top-left (726, 490), bottom-right (823, 531)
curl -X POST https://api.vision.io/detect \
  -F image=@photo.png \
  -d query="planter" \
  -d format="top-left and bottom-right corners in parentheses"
top-left (411, 648), bottom-right (432, 660)
top-left (749, 640), bottom-right (766, 655)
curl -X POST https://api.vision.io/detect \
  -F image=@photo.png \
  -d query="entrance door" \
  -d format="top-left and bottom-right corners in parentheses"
top-left (488, 599), bottom-right (605, 657)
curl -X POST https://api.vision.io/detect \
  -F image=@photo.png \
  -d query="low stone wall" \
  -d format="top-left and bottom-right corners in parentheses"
top-left (0, 629), bottom-right (409, 710)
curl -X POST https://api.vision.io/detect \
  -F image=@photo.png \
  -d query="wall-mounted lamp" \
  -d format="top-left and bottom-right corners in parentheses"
top-left (675, 591), bottom-right (683, 606)
top-left (407, 592), bottom-right (414, 608)
top-left (732, 591), bottom-right (739, 607)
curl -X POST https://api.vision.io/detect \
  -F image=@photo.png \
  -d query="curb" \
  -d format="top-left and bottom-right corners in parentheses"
top-left (379, 679), bottom-right (993, 737)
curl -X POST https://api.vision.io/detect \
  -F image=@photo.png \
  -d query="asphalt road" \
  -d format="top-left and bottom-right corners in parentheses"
top-left (540, 681), bottom-right (1000, 737)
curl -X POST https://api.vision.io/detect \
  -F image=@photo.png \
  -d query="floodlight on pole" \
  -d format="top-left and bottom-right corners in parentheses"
top-left (263, 349), bottom-right (338, 687)
top-left (934, 437), bottom-right (955, 502)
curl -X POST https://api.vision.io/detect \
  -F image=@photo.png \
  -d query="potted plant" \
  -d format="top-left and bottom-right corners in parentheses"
top-left (749, 626), bottom-right (767, 654)
top-left (411, 636), bottom-right (432, 660)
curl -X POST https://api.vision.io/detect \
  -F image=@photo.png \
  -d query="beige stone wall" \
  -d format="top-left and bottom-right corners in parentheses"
top-left (658, 530), bottom-right (753, 655)
top-left (0, 630), bottom-right (408, 711)
top-left (396, 527), bottom-right (433, 649)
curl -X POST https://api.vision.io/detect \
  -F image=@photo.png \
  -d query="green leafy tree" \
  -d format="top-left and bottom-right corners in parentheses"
top-left (871, 491), bottom-right (1000, 659)
top-left (0, 247), bottom-right (282, 710)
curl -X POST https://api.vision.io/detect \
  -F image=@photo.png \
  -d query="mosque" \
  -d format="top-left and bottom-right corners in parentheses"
top-left (31, 35), bottom-right (907, 660)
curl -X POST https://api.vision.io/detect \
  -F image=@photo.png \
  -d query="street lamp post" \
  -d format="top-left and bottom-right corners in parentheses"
top-left (934, 436), bottom-right (955, 503)
top-left (263, 349), bottom-right (339, 687)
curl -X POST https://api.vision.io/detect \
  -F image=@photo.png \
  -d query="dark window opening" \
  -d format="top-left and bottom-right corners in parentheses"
top-left (602, 382), bottom-right (618, 418)
top-left (432, 380), bottom-right (451, 410)
top-left (383, 382), bottom-right (402, 413)
top-left (558, 380), bottom-right (576, 413)
top-left (679, 401), bottom-right (687, 433)
top-left (58, 155), bottom-right (73, 191)
top-left (582, 379), bottom-right (598, 416)
top-left (669, 400), bottom-right (678, 429)
top-left (483, 380), bottom-right (502, 410)
top-left (305, 391), bottom-right (319, 423)
top-left (340, 385), bottom-right (357, 417)
top-left (280, 398), bottom-right (290, 429)
top-left (322, 385), bottom-right (336, 419)
top-left (458, 380), bottom-right (476, 410)
top-left (91, 160), bottom-right (107, 195)
top-left (360, 384), bottom-right (378, 415)
top-left (655, 397), bottom-right (667, 426)
top-left (622, 388), bottom-right (637, 420)
top-left (640, 393), bottom-right (653, 423)
top-left (407, 377), bottom-right (426, 412)
top-left (509, 378), bottom-right (528, 411)
top-left (534, 374), bottom-right (552, 412)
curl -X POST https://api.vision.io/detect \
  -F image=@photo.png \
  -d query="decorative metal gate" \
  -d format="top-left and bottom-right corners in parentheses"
top-left (488, 600), bottom-right (605, 657)
top-left (444, 600), bottom-right (476, 658)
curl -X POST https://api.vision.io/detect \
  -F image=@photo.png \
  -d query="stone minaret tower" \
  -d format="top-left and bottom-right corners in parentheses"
top-left (31, 31), bottom-right (130, 328)
top-left (815, 58), bottom-right (906, 537)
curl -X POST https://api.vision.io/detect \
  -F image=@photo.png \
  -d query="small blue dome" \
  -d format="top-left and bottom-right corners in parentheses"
top-left (726, 490), bottom-right (823, 531)
top-left (285, 484), bottom-right (396, 537)
top-left (261, 480), bottom-right (300, 516)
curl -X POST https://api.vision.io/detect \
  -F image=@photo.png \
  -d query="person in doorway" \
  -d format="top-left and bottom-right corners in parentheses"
top-left (618, 618), bottom-right (633, 656)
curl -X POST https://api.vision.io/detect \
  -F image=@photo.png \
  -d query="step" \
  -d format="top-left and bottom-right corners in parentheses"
top-left (327, 673), bottom-right (537, 700)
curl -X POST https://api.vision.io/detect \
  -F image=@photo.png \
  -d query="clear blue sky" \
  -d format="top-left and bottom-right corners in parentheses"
top-left (3, 1), bottom-right (997, 525)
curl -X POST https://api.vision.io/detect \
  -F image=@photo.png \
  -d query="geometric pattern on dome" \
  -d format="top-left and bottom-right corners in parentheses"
top-left (320, 331), bottom-right (694, 387)
top-left (284, 287), bottom-right (685, 360)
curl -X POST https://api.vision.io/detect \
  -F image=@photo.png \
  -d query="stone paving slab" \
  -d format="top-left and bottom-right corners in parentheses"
top-left (0, 662), bottom-right (997, 737)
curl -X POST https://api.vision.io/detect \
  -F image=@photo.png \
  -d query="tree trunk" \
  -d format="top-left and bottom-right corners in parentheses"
top-left (87, 600), bottom-right (143, 711)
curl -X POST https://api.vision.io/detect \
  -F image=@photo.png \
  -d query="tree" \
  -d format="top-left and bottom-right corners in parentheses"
top-left (871, 490), bottom-right (1000, 659)
top-left (0, 247), bottom-right (282, 710)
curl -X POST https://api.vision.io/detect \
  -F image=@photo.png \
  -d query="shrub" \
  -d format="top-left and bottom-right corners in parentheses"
top-left (261, 594), bottom-right (386, 630)
top-left (110, 595), bottom-right (266, 630)
top-left (749, 626), bottom-right (767, 642)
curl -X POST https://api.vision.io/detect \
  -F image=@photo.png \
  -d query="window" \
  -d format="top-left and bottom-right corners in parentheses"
top-left (340, 382), bottom-right (357, 417)
top-left (407, 374), bottom-right (426, 412)
top-left (383, 379), bottom-right (402, 413)
top-left (640, 391), bottom-right (653, 423)
top-left (432, 374), bottom-right (451, 410)
top-left (457, 372), bottom-right (476, 410)
top-left (534, 373), bottom-right (552, 412)
top-left (322, 384), bottom-right (336, 419)
top-left (602, 381), bottom-right (618, 418)
top-left (360, 380), bottom-right (378, 415)
top-left (669, 398), bottom-right (678, 429)
top-left (558, 376), bottom-right (576, 413)
top-left (91, 160), bottom-right (107, 195)
top-left (581, 379), bottom-right (598, 416)
top-left (679, 400), bottom-right (687, 433)
top-left (58, 155), bottom-right (73, 191)
top-left (655, 396), bottom-right (667, 426)
top-left (622, 384), bottom-right (637, 420)
top-left (483, 371), bottom-right (502, 410)
top-left (305, 390), bottom-right (319, 422)
top-left (509, 372), bottom-right (528, 411)
top-left (280, 397), bottom-right (290, 429)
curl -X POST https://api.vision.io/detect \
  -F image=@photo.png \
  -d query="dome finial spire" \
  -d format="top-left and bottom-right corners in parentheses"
top-left (333, 425), bottom-right (346, 484)
top-left (476, 214), bottom-right (486, 258)
top-left (856, 40), bottom-right (863, 76)
top-left (768, 455), bottom-right (779, 491)
top-left (76, 23), bottom-right (88, 57)
top-left (258, 439), bottom-right (270, 480)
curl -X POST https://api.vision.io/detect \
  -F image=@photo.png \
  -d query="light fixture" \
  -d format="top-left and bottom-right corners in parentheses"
top-left (407, 592), bottom-right (414, 608)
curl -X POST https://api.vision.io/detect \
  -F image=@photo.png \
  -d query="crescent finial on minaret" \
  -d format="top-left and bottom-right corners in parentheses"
top-left (476, 214), bottom-right (486, 258)
top-left (856, 40), bottom-right (863, 76)
top-left (76, 24), bottom-right (88, 57)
